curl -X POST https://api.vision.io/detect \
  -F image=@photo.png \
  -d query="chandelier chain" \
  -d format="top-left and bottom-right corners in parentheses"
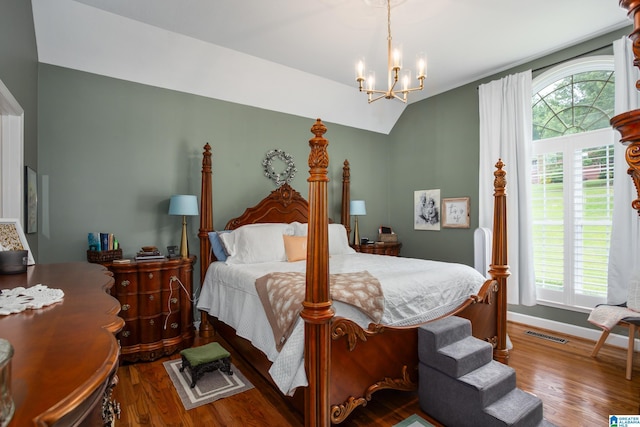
top-left (387, 0), bottom-right (392, 43)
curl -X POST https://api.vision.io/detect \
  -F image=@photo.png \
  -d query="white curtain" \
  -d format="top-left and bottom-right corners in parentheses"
top-left (478, 70), bottom-right (536, 306)
top-left (607, 37), bottom-right (640, 304)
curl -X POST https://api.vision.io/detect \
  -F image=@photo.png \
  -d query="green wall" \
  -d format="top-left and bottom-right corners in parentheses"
top-left (388, 82), bottom-right (480, 264)
top-left (37, 65), bottom-right (390, 295)
top-left (0, 0), bottom-right (38, 255)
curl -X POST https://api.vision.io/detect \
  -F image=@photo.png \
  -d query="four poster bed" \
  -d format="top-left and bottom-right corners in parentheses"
top-left (196, 118), bottom-right (510, 425)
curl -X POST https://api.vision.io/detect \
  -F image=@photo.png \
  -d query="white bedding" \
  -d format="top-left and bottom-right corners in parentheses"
top-left (197, 252), bottom-right (486, 395)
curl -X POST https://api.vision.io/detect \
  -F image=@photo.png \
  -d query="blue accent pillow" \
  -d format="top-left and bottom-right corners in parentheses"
top-left (208, 230), bottom-right (231, 261)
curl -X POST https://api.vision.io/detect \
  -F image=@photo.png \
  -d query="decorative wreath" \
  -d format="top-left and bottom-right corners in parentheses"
top-left (262, 149), bottom-right (297, 187)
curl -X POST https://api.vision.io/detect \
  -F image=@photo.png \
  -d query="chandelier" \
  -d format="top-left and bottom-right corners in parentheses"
top-left (355, 0), bottom-right (426, 103)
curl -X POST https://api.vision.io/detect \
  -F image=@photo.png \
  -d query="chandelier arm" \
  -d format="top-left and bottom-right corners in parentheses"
top-left (368, 93), bottom-right (389, 103)
top-left (402, 86), bottom-right (425, 94)
top-left (388, 76), bottom-right (399, 95)
top-left (367, 88), bottom-right (391, 95)
top-left (390, 93), bottom-right (408, 103)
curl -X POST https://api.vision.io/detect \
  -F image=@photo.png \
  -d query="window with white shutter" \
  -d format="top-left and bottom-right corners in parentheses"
top-left (531, 57), bottom-right (615, 310)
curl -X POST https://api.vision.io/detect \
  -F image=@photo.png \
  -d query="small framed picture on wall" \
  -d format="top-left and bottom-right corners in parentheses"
top-left (442, 197), bottom-right (470, 228)
top-left (414, 189), bottom-right (440, 231)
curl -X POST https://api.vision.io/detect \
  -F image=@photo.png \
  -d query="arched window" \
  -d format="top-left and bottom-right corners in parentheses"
top-left (531, 56), bottom-right (615, 310)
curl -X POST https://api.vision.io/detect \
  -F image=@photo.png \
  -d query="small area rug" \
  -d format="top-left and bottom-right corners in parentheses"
top-left (163, 358), bottom-right (254, 410)
top-left (393, 414), bottom-right (435, 427)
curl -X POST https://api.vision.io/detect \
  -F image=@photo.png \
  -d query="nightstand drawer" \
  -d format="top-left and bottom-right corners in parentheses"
top-left (139, 291), bottom-right (162, 316)
top-left (140, 314), bottom-right (163, 343)
top-left (353, 242), bottom-right (402, 256)
top-left (138, 269), bottom-right (162, 293)
top-left (118, 294), bottom-right (138, 318)
top-left (162, 311), bottom-right (181, 339)
top-left (114, 272), bottom-right (137, 294)
top-left (118, 319), bottom-right (139, 347)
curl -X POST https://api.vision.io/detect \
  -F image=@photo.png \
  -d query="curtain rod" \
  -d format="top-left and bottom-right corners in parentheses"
top-left (477, 43), bottom-right (615, 90)
top-left (532, 43), bottom-right (613, 74)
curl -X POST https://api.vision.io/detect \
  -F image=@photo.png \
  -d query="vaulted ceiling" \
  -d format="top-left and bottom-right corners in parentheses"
top-left (31, 0), bottom-right (630, 134)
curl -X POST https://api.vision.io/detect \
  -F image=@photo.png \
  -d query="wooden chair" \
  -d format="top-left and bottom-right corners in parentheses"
top-left (590, 272), bottom-right (640, 380)
top-left (591, 310), bottom-right (640, 380)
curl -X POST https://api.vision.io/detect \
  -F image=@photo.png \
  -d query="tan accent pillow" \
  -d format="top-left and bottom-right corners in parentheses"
top-left (283, 235), bottom-right (307, 262)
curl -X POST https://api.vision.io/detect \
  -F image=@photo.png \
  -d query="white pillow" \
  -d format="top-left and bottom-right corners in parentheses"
top-left (291, 221), bottom-right (307, 236)
top-left (290, 222), bottom-right (355, 255)
top-left (328, 223), bottom-right (356, 255)
top-left (219, 223), bottom-right (294, 264)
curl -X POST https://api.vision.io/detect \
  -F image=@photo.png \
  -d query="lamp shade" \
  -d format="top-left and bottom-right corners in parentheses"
top-left (350, 200), bottom-right (366, 216)
top-left (168, 195), bottom-right (199, 216)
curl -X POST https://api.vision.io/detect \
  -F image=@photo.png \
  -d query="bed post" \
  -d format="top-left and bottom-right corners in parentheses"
top-left (488, 159), bottom-right (510, 363)
top-left (342, 160), bottom-right (351, 237)
top-left (612, 0), bottom-right (640, 215)
top-left (198, 143), bottom-right (215, 338)
top-left (301, 119), bottom-right (333, 427)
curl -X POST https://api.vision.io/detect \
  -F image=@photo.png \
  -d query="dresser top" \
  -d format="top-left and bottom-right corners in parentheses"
top-left (0, 262), bottom-right (123, 426)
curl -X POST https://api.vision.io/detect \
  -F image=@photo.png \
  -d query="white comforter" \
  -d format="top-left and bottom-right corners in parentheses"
top-left (197, 252), bottom-right (485, 395)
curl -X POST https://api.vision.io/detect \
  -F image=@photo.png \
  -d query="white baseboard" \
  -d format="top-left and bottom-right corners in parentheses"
top-left (507, 311), bottom-right (632, 350)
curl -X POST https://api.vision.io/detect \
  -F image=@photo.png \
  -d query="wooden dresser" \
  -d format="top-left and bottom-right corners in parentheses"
top-left (353, 242), bottom-right (402, 256)
top-left (108, 256), bottom-right (196, 362)
top-left (0, 262), bottom-right (124, 427)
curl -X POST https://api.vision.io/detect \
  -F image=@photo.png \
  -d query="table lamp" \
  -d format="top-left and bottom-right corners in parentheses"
top-left (350, 200), bottom-right (366, 245)
top-left (168, 195), bottom-right (199, 258)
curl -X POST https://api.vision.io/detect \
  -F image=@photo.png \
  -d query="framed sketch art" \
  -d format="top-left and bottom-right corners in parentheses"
top-left (414, 189), bottom-right (440, 231)
top-left (442, 197), bottom-right (470, 228)
top-left (0, 218), bottom-right (35, 264)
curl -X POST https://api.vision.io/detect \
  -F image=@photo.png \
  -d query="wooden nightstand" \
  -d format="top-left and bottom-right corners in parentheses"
top-left (107, 255), bottom-right (196, 362)
top-left (353, 242), bottom-right (402, 256)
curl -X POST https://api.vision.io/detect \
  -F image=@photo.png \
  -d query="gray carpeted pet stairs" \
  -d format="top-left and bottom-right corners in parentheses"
top-left (418, 316), bottom-right (556, 427)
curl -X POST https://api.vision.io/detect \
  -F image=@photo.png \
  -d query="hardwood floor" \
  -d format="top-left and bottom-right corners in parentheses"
top-left (113, 321), bottom-right (640, 426)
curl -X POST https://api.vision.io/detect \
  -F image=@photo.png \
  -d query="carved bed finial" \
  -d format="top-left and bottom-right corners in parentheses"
top-left (493, 158), bottom-right (506, 196)
top-left (202, 143), bottom-right (212, 170)
top-left (343, 159), bottom-right (351, 179)
top-left (308, 118), bottom-right (330, 173)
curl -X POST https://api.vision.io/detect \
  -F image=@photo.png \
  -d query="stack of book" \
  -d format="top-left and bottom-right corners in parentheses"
top-left (88, 232), bottom-right (119, 252)
top-left (135, 246), bottom-right (165, 261)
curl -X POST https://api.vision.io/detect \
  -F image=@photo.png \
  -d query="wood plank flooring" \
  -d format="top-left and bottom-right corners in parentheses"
top-left (113, 321), bottom-right (640, 426)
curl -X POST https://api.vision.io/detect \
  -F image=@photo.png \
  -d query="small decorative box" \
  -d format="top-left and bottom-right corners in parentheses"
top-left (378, 233), bottom-right (398, 243)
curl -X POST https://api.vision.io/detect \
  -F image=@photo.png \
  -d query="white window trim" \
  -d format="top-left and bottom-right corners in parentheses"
top-left (533, 55), bottom-right (614, 93)
top-left (0, 79), bottom-right (25, 223)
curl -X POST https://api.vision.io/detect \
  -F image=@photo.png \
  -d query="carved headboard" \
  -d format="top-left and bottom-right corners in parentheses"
top-left (223, 183), bottom-right (309, 230)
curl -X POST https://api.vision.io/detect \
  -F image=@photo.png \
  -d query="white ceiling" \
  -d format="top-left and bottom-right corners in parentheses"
top-left (31, 0), bottom-right (630, 134)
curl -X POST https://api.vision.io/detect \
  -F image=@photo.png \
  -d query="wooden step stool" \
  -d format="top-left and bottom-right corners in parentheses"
top-left (179, 342), bottom-right (233, 388)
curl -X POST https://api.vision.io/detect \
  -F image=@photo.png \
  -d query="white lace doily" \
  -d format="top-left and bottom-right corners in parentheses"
top-left (0, 284), bottom-right (64, 315)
